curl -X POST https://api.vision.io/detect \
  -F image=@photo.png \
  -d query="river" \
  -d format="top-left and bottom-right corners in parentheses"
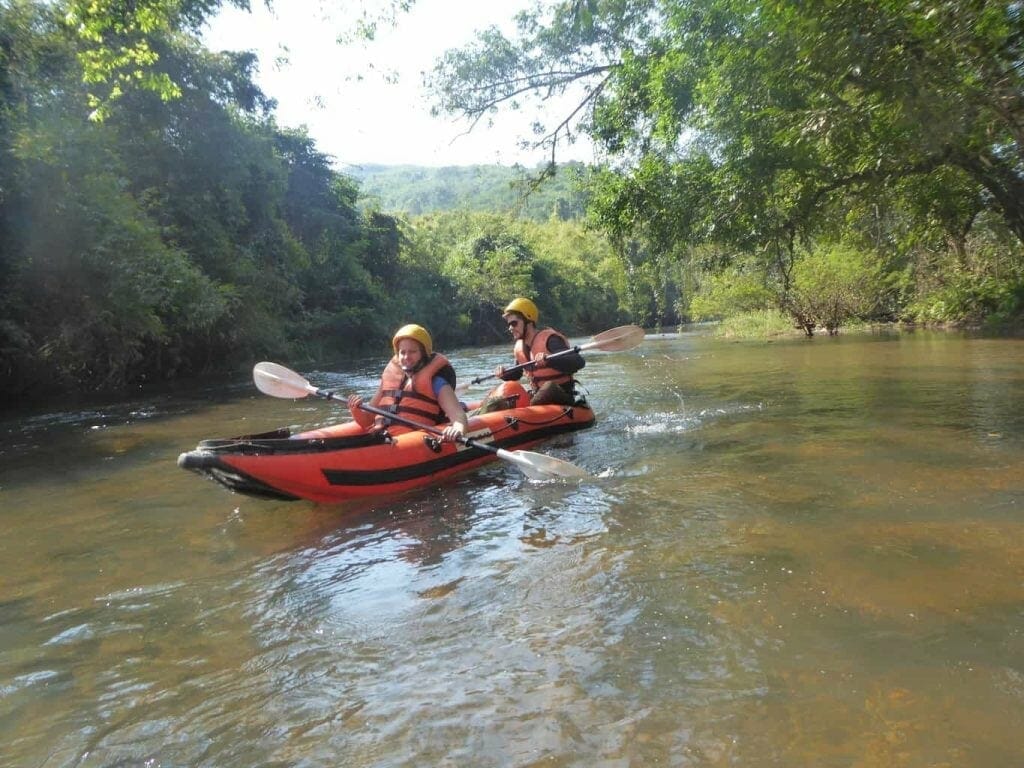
top-left (2, 327), bottom-right (1023, 766)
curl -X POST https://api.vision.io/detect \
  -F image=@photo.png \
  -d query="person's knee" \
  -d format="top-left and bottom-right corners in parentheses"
top-left (471, 381), bottom-right (531, 414)
top-left (530, 382), bottom-right (573, 406)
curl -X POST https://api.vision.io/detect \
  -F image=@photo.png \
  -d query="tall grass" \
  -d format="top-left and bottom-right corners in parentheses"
top-left (714, 309), bottom-right (794, 339)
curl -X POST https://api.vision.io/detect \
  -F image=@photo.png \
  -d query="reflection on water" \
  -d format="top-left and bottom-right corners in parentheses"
top-left (1, 330), bottom-right (1023, 766)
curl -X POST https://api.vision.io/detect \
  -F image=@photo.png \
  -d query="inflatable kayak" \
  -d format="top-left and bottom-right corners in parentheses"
top-left (177, 400), bottom-right (595, 503)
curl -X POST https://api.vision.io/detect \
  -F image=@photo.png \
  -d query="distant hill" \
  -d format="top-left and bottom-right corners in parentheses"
top-left (344, 162), bottom-right (593, 221)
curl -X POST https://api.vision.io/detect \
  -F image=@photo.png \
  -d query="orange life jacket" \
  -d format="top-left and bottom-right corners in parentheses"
top-left (513, 327), bottom-right (573, 390)
top-left (376, 352), bottom-right (454, 428)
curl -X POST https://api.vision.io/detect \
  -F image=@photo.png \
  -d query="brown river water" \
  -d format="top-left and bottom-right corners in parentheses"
top-left (1, 328), bottom-right (1023, 767)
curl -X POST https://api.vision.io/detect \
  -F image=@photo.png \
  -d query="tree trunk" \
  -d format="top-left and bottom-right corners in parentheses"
top-left (954, 150), bottom-right (1024, 246)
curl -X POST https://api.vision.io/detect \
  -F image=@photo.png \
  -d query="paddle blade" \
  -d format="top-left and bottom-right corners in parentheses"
top-left (587, 324), bottom-right (645, 352)
top-left (253, 361), bottom-right (315, 399)
top-left (496, 448), bottom-right (592, 481)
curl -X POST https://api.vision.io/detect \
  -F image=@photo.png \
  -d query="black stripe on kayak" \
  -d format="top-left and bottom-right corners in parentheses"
top-left (321, 416), bottom-right (594, 487)
top-left (196, 430), bottom-right (390, 455)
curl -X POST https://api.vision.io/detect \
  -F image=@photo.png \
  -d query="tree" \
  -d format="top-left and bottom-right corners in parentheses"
top-left (401, 210), bottom-right (626, 344)
top-left (0, 0), bottom-right (413, 397)
top-left (63, 0), bottom-right (249, 119)
top-left (688, 265), bottom-right (773, 323)
top-left (64, 0), bottom-right (421, 119)
top-left (786, 245), bottom-right (888, 336)
top-left (443, 230), bottom-right (537, 335)
top-left (429, 0), bottom-right (1024, 258)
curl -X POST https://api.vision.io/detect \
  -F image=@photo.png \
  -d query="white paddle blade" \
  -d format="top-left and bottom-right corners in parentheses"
top-left (587, 324), bottom-right (645, 352)
top-left (496, 448), bottom-right (592, 481)
top-left (253, 361), bottom-right (316, 399)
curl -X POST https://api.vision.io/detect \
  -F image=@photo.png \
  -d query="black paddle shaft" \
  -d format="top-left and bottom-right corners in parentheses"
top-left (354, 400), bottom-right (500, 457)
top-left (470, 344), bottom-right (581, 386)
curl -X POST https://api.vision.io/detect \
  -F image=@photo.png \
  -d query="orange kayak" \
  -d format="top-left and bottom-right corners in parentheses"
top-left (177, 402), bottom-right (595, 503)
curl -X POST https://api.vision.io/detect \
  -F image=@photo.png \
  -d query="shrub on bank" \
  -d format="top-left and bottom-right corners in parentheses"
top-left (714, 309), bottom-right (794, 339)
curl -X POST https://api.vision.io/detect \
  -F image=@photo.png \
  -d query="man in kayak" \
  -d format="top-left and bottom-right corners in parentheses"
top-left (347, 324), bottom-right (468, 443)
top-left (492, 297), bottom-right (585, 407)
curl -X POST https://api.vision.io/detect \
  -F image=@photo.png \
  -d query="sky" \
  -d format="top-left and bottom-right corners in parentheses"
top-left (202, 0), bottom-right (595, 169)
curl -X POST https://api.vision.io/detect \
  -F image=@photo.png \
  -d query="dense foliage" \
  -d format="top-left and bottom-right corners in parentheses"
top-left (0, 0), bottom-right (630, 402)
top-left (3, 1), bottom-right (363, 397)
top-left (348, 163), bottom-right (592, 220)
top-left (430, 0), bottom-right (1024, 334)
top-left (400, 211), bottom-right (629, 336)
top-left (7, 0), bottom-right (1023, 406)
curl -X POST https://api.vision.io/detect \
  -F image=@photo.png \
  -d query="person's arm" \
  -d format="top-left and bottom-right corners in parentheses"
top-left (543, 335), bottom-right (585, 374)
top-left (437, 384), bottom-right (468, 442)
top-left (494, 364), bottom-right (524, 381)
top-left (347, 390), bottom-right (380, 430)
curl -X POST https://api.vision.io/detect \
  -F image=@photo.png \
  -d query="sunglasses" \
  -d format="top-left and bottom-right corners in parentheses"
top-left (506, 319), bottom-right (521, 328)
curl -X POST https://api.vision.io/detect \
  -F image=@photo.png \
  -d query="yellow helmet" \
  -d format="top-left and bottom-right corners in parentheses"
top-left (392, 323), bottom-right (433, 356)
top-left (503, 297), bottom-right (539, 323)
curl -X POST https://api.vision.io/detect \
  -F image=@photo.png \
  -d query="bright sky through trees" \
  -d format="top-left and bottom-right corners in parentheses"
top-left (202, 0), bottom-right (595, 168)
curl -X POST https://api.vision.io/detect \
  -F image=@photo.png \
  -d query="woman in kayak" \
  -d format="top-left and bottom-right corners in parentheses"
top-left (347, 324), bottom-right (468, 443)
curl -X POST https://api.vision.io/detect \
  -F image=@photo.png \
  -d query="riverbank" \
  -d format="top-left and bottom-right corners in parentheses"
top-left (708, 310), bottom-right (1024, 340)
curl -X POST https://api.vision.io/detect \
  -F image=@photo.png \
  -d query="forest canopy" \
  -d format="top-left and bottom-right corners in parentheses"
top-left (0, 0), bottom-right (624, 401)
top-left (347, 163), bottom-right (592, 220)
top-left (3, 0), bottom-right (1023, 404)
top-left (430, 0), bottom-right (1024, 333)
